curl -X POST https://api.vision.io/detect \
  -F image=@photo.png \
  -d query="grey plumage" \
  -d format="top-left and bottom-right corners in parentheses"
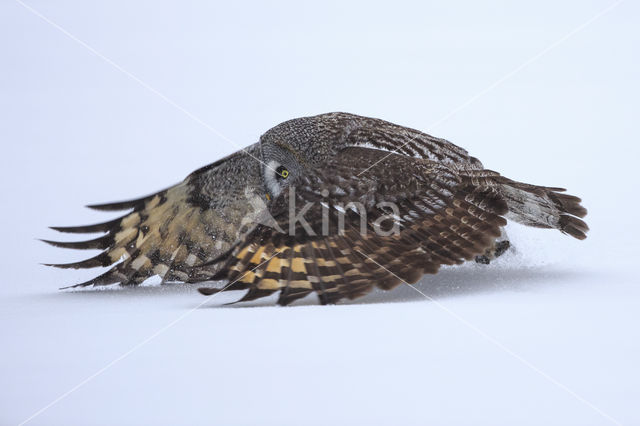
top-left (46, 112), bottom-right (588, 304)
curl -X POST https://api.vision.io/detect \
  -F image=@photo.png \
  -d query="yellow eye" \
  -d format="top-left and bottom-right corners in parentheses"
top-left (276, 166), bottom-right (289, 179)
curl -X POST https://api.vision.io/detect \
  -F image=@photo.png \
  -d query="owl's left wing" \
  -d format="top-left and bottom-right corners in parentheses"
top-left (198, 147), bottom-right (508, 305)
top-left (44, 149), bottom-right (263, 288)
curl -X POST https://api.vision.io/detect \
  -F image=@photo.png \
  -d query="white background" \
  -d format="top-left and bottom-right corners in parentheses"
top-left (1, 0), bottom-right (639, 425)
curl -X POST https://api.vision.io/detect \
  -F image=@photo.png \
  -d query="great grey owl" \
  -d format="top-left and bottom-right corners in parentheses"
top-left (45, 112), bottom-right (588, 305)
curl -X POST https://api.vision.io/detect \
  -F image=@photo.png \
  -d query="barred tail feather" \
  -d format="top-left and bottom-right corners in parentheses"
top-left (497, 179), bottom-right (588, 240)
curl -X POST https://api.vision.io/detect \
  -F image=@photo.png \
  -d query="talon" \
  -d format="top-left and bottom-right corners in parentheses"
top-left (475, 240), bottom-right (511, 264)
top-left (494, 240), bottom-right (510, 258)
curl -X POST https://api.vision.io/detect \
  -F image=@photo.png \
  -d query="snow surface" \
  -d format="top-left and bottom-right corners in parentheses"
top-left (1, 1), bottom-right (639, 425)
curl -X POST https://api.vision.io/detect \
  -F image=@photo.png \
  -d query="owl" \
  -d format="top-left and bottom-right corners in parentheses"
top-left (45, 112), bottom-right (588, 305)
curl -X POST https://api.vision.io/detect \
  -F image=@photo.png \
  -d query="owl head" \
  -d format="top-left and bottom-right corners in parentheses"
top-left (258, 113), bottom-right (355, 200)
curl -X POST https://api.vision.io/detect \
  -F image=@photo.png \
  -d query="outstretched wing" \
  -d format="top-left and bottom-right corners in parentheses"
top-left (44, 148), bottom-right (263, 288)
top-left (199, 147), bottom-right (508, 305)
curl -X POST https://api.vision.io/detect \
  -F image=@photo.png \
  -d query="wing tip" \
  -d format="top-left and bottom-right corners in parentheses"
top-left (86, 199), bottom-right (142, 212)
top-left (42, 252), bottom-right (114, 270)
top-left (198, 287), bottom-right (223, 296)
top-left (39, 236), bottom-right (111, 250)
top-left (59, 267), bottom-right (128, 290)
top-left (49, 217), bottom-right (122, 235)
top-left (85, 188), bottom-right (169, 212)
top-left (86, 202), bottom-right (134, 212)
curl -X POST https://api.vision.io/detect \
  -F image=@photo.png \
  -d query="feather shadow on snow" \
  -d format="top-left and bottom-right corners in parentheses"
top-left (353, 263), bottom-right (585, 305)
top-left (221, 261), bottom-right (586, 307)
top-left (53, 253), bottom-right (585, 308)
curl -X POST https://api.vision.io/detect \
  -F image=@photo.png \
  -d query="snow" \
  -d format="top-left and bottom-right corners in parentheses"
top-left (1, 0), bottom-right (639, 425)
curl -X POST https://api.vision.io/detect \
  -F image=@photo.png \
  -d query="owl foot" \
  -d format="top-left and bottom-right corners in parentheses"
top-left (475, 240), bottom-right (511, 265)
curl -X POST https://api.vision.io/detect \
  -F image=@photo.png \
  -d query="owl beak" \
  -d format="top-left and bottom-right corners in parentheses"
top-left (265, 193), bottom-right (271, 201)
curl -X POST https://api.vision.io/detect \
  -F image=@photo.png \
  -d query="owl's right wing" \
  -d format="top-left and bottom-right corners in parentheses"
top-left (199, 147), bottom-right (508, 305)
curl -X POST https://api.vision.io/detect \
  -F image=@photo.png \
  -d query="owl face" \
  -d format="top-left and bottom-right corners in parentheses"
top-left (260, 140), bottom-right (305, 200)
